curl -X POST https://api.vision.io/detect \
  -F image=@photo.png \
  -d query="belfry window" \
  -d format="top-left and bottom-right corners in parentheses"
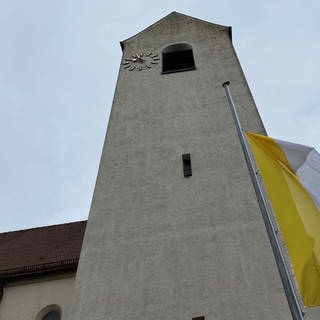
top-left (162, 43), bottom-right (195, 74)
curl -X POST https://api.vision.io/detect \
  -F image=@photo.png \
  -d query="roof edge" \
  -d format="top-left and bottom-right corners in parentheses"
top-left (0, 259), bottom-right (79, 279)
top-left (0, 220), bottom-right (87, 235)
top-left (120, 11), bottom-right (231, 51)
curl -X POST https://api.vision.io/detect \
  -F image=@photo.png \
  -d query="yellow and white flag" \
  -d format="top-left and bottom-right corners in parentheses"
top-left (246, 132), bottom-right (320, 307)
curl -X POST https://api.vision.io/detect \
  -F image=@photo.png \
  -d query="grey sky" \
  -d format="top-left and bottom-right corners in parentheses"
top-left (0, 1), bottom-right (319, 232)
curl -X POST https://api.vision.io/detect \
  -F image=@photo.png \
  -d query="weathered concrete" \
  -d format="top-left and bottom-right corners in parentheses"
top-left (0, 272), bottom-right (75, 320)
top-left (70, 12), bottom-right (292, 320)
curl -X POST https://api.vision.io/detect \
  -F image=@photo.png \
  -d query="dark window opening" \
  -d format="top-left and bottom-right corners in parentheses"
top-left (162, 43), bottom-right (195, 74)
top-left (42, 310), bottom-right (61, 320)
top-left (182, 153), bottom-right (192, 177)
top-left (192, 317), bottom-right (205, 320)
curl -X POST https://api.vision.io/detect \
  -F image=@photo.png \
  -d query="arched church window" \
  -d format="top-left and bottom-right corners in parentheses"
top-left (41, 310), bottom-right (61, 320)
top-left (36, 305), bottom-right (61, 320)
top-left (162, 43), bottom-right (195, 74)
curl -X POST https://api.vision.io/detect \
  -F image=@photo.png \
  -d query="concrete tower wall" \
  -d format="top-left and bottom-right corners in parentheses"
top-left (70, 13), bottom-right (292, 320)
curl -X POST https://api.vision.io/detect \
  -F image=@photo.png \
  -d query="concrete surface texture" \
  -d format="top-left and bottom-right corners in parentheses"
top-left (0, 273), bottom-right (75, 320)
top-left (69, 12), bottom-right (293, 320)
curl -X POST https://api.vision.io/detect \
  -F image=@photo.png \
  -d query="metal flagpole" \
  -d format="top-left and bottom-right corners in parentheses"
top-left (222, 81), bottom-right (304, 320)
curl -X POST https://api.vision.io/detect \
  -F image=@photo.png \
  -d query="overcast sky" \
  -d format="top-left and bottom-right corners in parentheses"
top-left (0, 1), bottom-right (319, 232)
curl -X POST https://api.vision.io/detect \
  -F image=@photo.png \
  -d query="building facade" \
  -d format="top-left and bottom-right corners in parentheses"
top-left (69, 12), bottom-right (293, 320)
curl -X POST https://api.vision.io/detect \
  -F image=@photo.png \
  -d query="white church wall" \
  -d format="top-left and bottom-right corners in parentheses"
top-left (0, 272), bottom-right (75, 320)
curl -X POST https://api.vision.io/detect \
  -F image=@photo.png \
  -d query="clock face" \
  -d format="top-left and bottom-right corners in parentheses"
top-left (122, 50), bottom-right (160, 71)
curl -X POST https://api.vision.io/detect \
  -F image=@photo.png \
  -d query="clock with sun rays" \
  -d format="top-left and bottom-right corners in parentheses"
top-left (122, 50), bottom-right (160, 71)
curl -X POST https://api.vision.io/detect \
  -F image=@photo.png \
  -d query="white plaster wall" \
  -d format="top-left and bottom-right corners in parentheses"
top-left (0, 272), bottom-right (75, 320)
top-left (70, 13), bottom-right (292, 320)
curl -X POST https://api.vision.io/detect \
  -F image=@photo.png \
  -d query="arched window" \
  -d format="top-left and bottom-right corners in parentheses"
top-left (162, 43), bottom-right (195, 74)
top-left (41, 310), bottom-right (61, 320)
top-left (36, 305), bottom-right (61, 320)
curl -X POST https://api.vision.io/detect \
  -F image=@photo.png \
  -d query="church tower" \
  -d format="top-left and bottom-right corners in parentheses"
top-left (69, 12), bottom-right (292, 320)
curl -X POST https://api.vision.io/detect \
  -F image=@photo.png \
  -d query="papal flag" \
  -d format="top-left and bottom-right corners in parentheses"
top-left (246, 132), bottom-right (320, 307)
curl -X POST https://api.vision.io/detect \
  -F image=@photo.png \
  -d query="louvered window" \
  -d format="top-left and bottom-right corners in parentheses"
top-left (162, 43), bottom-right (195, 74)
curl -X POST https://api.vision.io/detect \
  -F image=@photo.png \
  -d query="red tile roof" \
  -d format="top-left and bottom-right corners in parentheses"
top-left (0, 221), bottom-right (86, 278)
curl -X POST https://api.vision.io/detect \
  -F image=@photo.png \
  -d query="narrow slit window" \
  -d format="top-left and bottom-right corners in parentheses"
top-left (162, 43), bottom-right (195, 74)
top-left (192, 317), bottom-right (205, 320)
top-left (182, 153), bottom-right (192, 177)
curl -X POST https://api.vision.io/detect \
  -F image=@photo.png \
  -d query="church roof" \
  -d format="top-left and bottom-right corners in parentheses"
top-left (0, 221), bottom-right (86, 279)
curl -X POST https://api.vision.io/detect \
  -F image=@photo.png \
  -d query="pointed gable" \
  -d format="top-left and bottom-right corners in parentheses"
top-left (120, 12), bottom-right (231, 51)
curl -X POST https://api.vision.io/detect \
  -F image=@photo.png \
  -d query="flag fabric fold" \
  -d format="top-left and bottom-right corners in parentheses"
top-left (245, 132), bottom-right (320, 307)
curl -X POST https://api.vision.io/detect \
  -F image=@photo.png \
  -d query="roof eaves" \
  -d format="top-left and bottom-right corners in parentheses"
top-left (0, 259), bottom-right (79, 279)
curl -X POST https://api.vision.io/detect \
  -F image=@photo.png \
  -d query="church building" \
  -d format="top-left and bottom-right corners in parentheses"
top-left (0, 12), bottom-right (317, 320)
top-left (0, 221), bottom-right (86, 320)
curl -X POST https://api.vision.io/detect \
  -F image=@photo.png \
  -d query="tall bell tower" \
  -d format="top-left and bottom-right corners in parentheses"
top-left (69, 12), bottom-right (292, 320)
